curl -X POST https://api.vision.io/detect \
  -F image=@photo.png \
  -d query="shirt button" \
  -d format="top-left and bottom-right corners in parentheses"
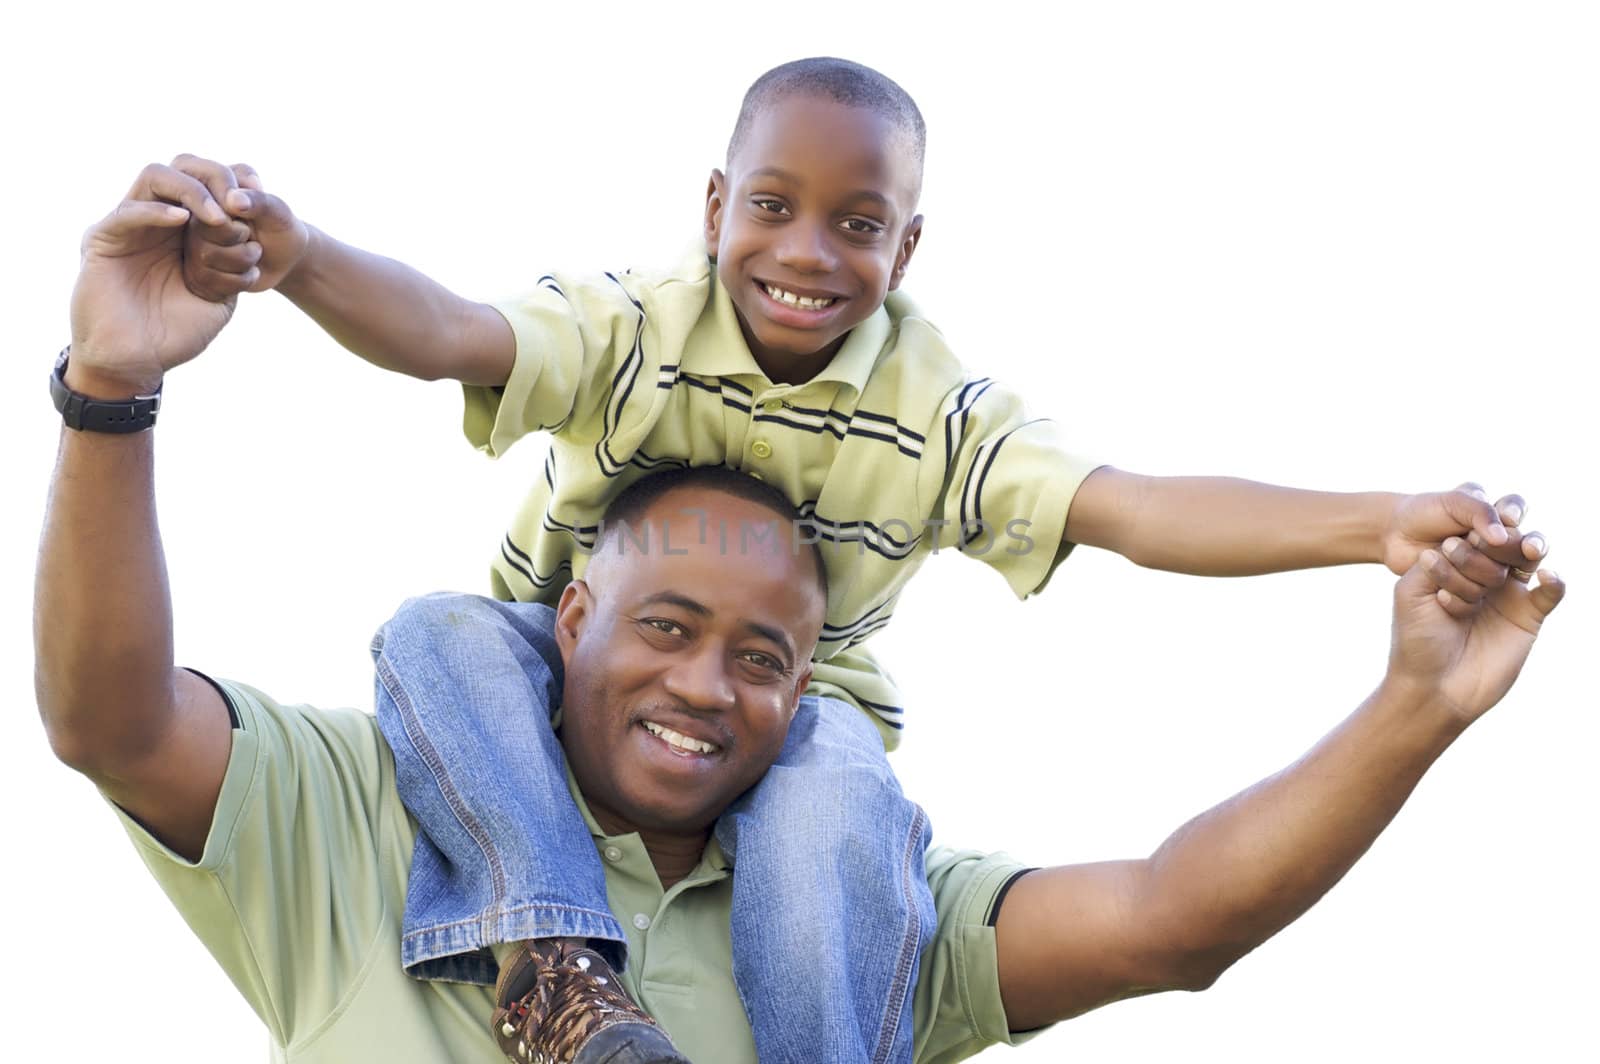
top-left (632, 913), bottom-right (652, 931)
top-left (760, 399), bottom-right (784, 414)
top-left (603, 846), bottom-right (623, 863)
top-left (751, 440), bottom-right (773, 460)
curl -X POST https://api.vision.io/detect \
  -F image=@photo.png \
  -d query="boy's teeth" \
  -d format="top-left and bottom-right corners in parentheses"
top-left (763, 283), bottom-right (836, 310)
top-left (642, 720), bottom-right (718, 754)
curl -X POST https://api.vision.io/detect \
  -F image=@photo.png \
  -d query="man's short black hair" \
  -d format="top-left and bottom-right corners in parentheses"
top-left (726, 57), bottom-right (926, 179)
top-left (597, 465), bottom-right (828, 600)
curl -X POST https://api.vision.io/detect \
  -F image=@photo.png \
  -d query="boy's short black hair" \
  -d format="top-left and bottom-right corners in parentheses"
top-left (598, 465), bottom-right (828, 599)
top-left (727, 57), bottom-right (926, 179)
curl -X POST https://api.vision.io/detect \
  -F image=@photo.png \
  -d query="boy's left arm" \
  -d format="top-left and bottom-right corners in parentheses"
top-left (1063, 468), bottom-right (1546, 590)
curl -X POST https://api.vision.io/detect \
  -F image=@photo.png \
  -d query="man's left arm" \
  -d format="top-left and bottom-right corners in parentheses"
top-left (989, 547), bottom-right (1564, 1031)
top-left (1063, 468), bottom-right (1546, 589)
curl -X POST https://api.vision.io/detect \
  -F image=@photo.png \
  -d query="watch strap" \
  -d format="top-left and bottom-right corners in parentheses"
top-left (50, 348), bottom-right (162, 433)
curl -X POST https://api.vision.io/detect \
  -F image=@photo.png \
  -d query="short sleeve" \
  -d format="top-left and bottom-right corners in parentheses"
top-left (109, 680), bottom-right (399, 1050)
top-left (464, 272), bottom-right (656, 458)
top-left (924, 377), bottom-right (1102, 599)
top-left (913, 847), bottom-right (1054, 1063)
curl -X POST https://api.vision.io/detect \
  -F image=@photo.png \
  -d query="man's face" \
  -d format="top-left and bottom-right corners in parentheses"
top-left (554, 487), bottom-right (823, 837)
top-left (704, 93), bottom-right (924, 376)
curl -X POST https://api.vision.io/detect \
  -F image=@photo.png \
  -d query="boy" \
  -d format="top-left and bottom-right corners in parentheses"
top-left (175, 58), bottom-right (1536, 1064)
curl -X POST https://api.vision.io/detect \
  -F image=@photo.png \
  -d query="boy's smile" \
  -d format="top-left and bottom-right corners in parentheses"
top-left (704, 93), bottom-right (923, 383)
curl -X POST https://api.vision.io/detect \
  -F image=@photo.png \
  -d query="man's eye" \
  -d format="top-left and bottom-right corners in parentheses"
top-left (741, 652), bottom-right (783, 673)
top-left (642, 618), bottom-right (685, 636)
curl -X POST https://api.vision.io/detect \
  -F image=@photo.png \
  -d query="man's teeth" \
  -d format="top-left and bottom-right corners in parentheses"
top-left (642, 720), bottom-right (718, 754)
top-left (763, 283), bottom-right (836, 310)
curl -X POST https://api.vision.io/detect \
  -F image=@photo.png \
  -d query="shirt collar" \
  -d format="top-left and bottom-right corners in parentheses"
top-left (564, 761), bottom-right (733, 879)
top-left (684, 255), bottom-right (889, 398)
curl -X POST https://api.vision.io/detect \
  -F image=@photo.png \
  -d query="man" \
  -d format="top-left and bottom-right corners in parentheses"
top-left (35, 167), bottom-right (1564, 1063)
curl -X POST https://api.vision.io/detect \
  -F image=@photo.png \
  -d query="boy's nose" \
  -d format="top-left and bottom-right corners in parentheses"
top-left (773, 225), bottom-right (838, 274)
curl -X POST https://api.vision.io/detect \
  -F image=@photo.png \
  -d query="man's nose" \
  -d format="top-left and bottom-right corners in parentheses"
top-left (661, 647), bottom-right (737, 714)
top-left (773, 223), bottom-right (838, 274)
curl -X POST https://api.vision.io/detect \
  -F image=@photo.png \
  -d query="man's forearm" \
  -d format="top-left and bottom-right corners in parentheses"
top-left (1068, 471), bottom-right (1397, 575)
top-left (1136, 679), bottom-right (1463, 985)
top-left (35, 424), bottom-right (176, 772)
top-left (278, 226), bottom-right (513, 386)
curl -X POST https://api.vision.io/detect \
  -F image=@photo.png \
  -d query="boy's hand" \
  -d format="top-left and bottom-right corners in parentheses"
top-left (171, 155), bottom-right (310, 300)
top-left (1389, 540), bottom-right (1563, 727)
top-left (1381, 485), bottom-right (1547, 599)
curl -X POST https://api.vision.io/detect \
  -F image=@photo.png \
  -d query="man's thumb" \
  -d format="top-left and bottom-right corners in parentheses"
top-left (224, 189), bottom-right (294, 232)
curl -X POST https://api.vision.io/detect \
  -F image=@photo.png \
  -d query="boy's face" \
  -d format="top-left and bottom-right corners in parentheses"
top-left (705, 94), bottom-right (924, 377)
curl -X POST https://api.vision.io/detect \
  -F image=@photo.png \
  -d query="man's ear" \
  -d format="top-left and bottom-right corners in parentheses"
top-left (888, 214), bottom-right (924, 291)
top-left (553, 580), bottom-right (592, 664)
top-left (789, 662), bottom-right (815, 718)
top-left (704, 169), bottom-right (727, 259)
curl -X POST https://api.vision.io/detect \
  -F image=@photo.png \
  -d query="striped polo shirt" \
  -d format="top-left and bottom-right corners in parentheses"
top-left (465, 249), bottom-right (1099, 746)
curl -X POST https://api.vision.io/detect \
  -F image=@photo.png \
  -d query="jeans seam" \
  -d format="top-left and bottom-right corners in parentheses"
top-left (869, 802), bottom-right (928, 1064)
top-left (375, 651), bottom-right (509, 919)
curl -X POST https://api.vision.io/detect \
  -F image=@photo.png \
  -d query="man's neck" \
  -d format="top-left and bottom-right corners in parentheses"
top-left (591, 808), bottom-right (710, 890)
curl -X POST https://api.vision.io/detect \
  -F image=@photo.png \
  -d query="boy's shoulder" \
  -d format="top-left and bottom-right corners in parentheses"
top-left (873, 288), bottom-right (971, 395)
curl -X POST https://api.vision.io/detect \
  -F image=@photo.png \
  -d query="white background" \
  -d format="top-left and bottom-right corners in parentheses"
top-left (3, 2), bottom-right (1595, 1060)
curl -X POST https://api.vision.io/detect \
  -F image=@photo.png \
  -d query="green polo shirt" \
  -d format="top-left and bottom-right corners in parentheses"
top-left (467, 250), bottom-right (1100, 746)
top-left (114, 679), bottom-right (1043, 1063)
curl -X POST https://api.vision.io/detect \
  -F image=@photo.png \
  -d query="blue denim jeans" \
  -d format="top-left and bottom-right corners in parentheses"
top-left (371, 593), bottom-right (936, 1064)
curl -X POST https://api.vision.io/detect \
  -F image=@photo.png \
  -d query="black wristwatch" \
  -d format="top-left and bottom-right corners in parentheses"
top-left (49, 348), bottom-right (162, 433)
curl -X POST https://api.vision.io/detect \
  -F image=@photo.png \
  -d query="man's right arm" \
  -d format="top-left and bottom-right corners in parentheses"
top-left (174, 154), bottom-right (514, 387)
top-left (35, 164), bottom-right (253, 862)
top-left (991, 552), bottom-right (1564, 1031)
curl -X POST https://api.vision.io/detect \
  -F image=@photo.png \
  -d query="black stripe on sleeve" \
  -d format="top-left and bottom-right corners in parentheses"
top-left (985, 868), bottom-right (1037, 927)
top-left (181, 667), bottom-right (241, 729)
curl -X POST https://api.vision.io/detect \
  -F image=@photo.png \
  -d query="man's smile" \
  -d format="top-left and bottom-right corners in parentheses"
top-left (640, 718), bottom-right (722, 757)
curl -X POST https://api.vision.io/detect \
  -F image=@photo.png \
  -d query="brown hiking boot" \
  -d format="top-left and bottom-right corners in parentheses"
top-left (490, 938), bottom-right (690, 1064)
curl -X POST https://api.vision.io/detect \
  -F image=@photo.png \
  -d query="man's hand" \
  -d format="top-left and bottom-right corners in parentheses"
top-left (171, 154), bottom-right (310, 300)
top-left (1381, 484), bottom-right (1547, 590)
top-left (1390, 540), bottom-right (1564, 726)
top-left (68, 163), bottom-right (259, 394)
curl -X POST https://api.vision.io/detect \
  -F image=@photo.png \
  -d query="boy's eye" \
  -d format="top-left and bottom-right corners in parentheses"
top-left (752, 198), bottom-right (790, 216)
top-left (841, 218), bottom-right (884, 235)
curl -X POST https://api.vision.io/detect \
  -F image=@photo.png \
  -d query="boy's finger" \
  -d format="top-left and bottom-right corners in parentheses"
top-left (191, 235), bottom-right (263, 276)
top-left (222, 188), bottom-right (297, 233)
top-left (230, 163), bottom-right (263, 192)
top-left (1466, 522), bottom-right (1533, 568)
top-left (1494, 494), bottom-right (1526, 527)
top-left (1421, 548), bottom-right (1492, 606)
top-left (1513, 531), bottom-right (1548, 579)
top-left (190, 217), bottom-right (253, 248)
top-left (1440, 536), bottom-right (1509, 592)
top-left (170, 154), bottom-right (241, 215)
top-left (1442, 486), bottom-right (1508, 546)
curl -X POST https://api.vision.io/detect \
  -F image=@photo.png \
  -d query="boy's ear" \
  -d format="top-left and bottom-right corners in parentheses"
top-left (553, 580), bottom-right (593, 665)
top-left (888, 214), bottom-right (924, 291)
top-left (703, 169), bottom-right (727, 257)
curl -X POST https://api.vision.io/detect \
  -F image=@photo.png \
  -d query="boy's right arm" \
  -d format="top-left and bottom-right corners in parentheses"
top-left (174, 154), bottom-right (514, 387)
